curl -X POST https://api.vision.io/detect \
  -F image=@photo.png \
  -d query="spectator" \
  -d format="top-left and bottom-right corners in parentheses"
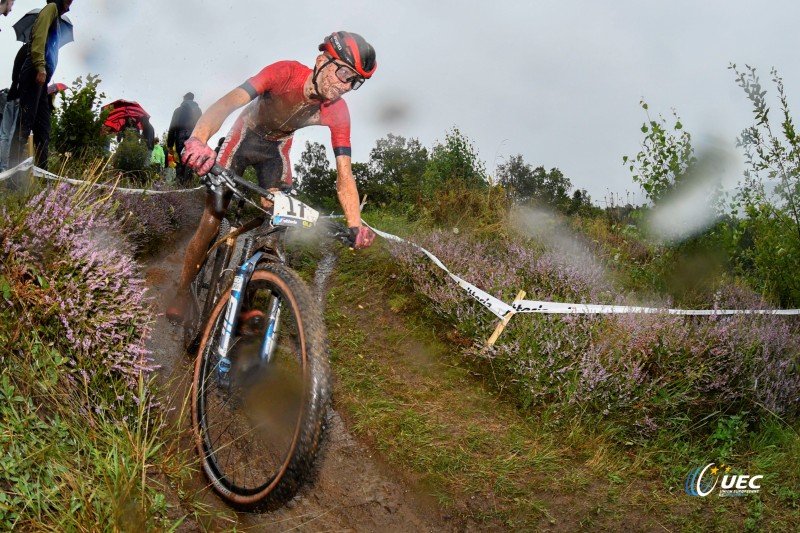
top-left (116, 116), bottom-right (138, 143)
top-left (167, 92), bottom-right (201, 185)
top-left (139, 115), bottom-right (155, 166)
top-left (0, 45), bottom-right (26, 171)
top-left (141, 115), bottom-right (155, 150)
top-left (150, 135), bottom-right (165, 172)
top-left (10, 0), bottom-right (74, 171)
top-left (164, 147), bottom-right (176, 184)
top-left (0, 0), bottom-right (15, 18)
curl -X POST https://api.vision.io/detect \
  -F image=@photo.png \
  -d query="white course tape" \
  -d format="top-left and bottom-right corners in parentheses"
top-left (452, 273), bottom-right (515, 318)
top-left (30, 165), bottom-right (203, 194)
top-left (366, 223), bottom-right (514, 319)
top-left (511, 299), bottom-right (799, 315)
top-left (0, 157), bottom-right (34, 182)
top-left (0, 160), bottom-right (200, 194)
top-left (362, 222), bottom-right (800, 317)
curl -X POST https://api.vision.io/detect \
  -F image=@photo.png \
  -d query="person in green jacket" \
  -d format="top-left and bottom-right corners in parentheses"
top-left (150, 137), bottom-right (165, 172)
top-left (10, 0), bottom-right (73, 170)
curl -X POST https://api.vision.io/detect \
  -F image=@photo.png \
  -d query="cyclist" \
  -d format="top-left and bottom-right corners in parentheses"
top-left (167, 31), bottom-right (377, 323)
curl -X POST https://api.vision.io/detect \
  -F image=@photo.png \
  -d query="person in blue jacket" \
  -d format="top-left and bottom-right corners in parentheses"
top-left (10, 0), bottom-right (73, 170)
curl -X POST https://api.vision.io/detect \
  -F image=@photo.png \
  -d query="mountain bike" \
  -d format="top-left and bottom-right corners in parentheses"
top-left (188, 164), bottom-right (350, 511)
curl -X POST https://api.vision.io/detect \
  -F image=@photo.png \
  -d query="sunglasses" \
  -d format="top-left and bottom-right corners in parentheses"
top-left (333, 63), bottom-right (365, 90)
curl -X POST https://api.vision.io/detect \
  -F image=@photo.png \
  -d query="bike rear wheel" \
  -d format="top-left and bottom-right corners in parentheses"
top-left (191, 262), bottom-right (330, 511)
top-left (184, 219), bottom-right (231, 352)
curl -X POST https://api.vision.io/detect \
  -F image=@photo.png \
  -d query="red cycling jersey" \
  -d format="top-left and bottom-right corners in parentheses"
top-left (216, 60), bottom-right (352, 188)
top-left (236, 60), bottom-right (351, 157)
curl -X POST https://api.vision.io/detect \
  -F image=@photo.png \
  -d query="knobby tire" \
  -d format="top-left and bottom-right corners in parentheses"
top-left (191, 262), bottom-right (330, 511)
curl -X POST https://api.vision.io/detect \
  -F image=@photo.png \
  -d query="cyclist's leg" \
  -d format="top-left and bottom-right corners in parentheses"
top-left (255, 137), bottom-right (291, 246)
top-left (221, 130), bottom-right (290, 192)
top-left (255, 136), bottom-right (293, 190)
top-left (168, 124), bottom-right (255, 322)
top-left (167, 190), bottom-right (232, 322)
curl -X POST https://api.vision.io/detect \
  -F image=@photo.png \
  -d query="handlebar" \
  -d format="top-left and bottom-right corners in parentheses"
top-left (204, 164), bottom-right (275, 213)
top-left (203, 164), bottom-right (355, 247)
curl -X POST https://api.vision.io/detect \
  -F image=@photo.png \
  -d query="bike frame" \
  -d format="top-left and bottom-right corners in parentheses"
top-left (196, 164), bottom-right (349, 386)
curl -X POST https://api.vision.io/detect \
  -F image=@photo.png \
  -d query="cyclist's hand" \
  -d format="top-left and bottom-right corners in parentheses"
top-left (349, 226), bottom-right (375, 249)
top-left (182, 137), bottom-right (216, 176)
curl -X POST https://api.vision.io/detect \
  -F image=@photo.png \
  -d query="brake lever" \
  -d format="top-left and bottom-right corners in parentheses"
top-left (323, 220), bottom-right (355, 247)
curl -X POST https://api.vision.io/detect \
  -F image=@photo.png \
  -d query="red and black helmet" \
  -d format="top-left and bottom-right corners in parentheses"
top-left (318, 31), bottom-right (377, 79)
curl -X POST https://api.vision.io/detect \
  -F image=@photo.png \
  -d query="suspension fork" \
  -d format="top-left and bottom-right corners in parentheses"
top-left (216, 251), bottom-right (264, 382)
top-left (260, 294), bottom-right (282, 364)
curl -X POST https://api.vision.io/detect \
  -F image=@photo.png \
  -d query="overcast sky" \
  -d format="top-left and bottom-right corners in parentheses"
top-left (2, 0), bottom-right (799, 204)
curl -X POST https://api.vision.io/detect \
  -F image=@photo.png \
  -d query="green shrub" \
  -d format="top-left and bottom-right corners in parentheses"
top-left (51, 74), bottom-right (111, 158)
top-left (421, 126), bottom-right (487, 199)
top-left (113, 130), bottom-right (151, 183)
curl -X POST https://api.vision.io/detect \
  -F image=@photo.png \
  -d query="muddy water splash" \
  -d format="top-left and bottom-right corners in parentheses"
top-left (313, 247), bottom-right (339, 304)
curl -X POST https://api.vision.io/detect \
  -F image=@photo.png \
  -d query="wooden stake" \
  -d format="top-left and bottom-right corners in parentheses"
top-left (487, 290), bottom-right (526, 346)
top-left (27, 134), bottom-right (34, 161)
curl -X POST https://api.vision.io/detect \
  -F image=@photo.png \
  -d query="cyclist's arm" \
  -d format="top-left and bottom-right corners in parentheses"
top-left (190, 87), bottom-right (251, 144)
top-left (335, 155), bottom-right (362, 228)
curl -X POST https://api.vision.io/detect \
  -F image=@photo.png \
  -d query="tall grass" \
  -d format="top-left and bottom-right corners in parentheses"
top-left (0, 176), bottom-right (185, 530)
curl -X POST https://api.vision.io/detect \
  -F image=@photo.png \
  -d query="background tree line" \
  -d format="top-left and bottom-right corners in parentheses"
top-left (293, 126), bottom-right (594, 216)
top-left (47, 66), bottom-right (800, 307)
top-left (622, 65), bottom-right (800, 306)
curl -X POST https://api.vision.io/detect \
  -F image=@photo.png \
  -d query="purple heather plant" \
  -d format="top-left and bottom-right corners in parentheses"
top-left (387, 229), bottom-right (614, 329)
top-left (387, 226), bottom-right (800, 436)
top-left (113, 189), bottom-right (194, 257)
top-left (1, 183), bottom-right (155, 413)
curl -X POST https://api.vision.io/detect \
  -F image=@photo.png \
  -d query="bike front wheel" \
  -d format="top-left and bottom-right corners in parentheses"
top-left (191, 262), bottom-right (330, 511)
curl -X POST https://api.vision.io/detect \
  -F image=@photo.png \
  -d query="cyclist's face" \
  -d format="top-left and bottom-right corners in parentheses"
top-left (315, 55), bottom-right (357, 100)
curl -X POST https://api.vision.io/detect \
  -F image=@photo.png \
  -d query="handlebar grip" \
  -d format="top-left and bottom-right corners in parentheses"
top-left (322, 220), bottom-right (355, 247)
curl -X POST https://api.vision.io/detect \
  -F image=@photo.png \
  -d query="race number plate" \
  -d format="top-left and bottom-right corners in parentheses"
top-left (271, 191), bottom-right (319, 228)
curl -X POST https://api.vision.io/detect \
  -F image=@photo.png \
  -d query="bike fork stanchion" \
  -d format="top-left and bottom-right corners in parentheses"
top-left (215, 251), bottom-right (264, 385)
top-left (260, 294), bottom-right (283, 364)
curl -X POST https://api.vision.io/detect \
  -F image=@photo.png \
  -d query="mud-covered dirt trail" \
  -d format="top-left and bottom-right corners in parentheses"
top-left (142, 207), bottom-right (452, 532)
